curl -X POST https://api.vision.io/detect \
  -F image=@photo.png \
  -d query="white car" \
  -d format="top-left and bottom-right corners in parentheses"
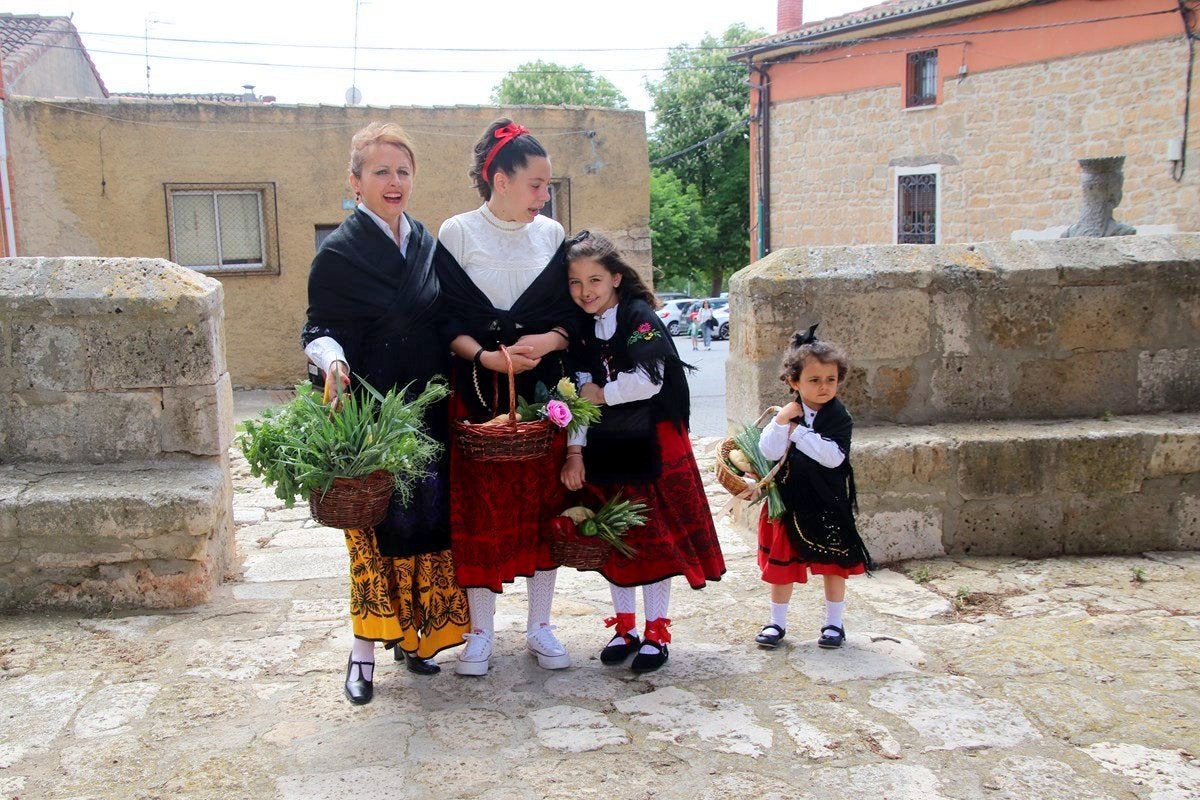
top-left (656, 298), bottom-right (697, 336)
top-left (712, 304), bottom-right (730, 340)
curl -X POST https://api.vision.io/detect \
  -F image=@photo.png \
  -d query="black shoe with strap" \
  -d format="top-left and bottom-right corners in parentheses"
top-left (754, 623), bottom-right (786, 648)
top-left (600, 632), bottom-right (641, 665)
top-left (344, 656), bottom-right (374, 705)
top-left (630, 640), bottom-right (669, 673)
top-left (817, 625), bottom-right (845, 649)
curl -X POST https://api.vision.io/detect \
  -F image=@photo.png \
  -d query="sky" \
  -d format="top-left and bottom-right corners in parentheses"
top-left (14, 0), bottom-right (874, 111)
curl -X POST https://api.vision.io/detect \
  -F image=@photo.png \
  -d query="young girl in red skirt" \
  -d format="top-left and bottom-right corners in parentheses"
top-left (561, 234), bottom-right (725, 672)
top-left (754, 326), bottom-right (873, 650)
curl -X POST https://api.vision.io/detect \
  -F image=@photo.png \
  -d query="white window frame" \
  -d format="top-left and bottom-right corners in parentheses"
top-left (165, 182), bottom-right (279, 275)
top-left (893, 165), bottom-right (941, 245)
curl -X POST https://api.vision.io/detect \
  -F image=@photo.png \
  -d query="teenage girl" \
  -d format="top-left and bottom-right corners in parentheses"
top-left (561, 233), bottom-right (725, 672)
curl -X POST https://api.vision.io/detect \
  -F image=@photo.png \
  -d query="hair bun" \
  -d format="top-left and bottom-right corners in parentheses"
top-left (791, 323), bottom-right (819, 347)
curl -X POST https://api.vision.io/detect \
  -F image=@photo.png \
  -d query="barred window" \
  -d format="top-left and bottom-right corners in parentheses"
top-left (897, 172), bottom-right (937, 244)
top-left (165, 183), bottom-right (279, 275)
top-left (539, 179), bottom-right (571, 230)
top-left (906, 50), bottom-right (938, 108)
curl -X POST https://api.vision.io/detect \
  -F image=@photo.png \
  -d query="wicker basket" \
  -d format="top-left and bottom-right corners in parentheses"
top-left (549, 524), bottom-right (613, 569)
top-left (453, 345), bottom-right (556, 462)
top-left (309, 469), bottom-right (394, 529)
top-left (714, 406), bottom-right (783, 500)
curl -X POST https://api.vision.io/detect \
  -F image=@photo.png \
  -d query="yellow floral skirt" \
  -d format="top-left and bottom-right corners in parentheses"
top-left (345, 527), bottom-right (470, 658)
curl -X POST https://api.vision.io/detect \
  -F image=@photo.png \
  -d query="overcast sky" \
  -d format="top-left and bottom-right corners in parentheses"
top-left (16, 0), bottom-right (873, 110)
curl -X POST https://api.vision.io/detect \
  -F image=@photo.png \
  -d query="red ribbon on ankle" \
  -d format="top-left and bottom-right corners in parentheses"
top-left (481, 122), bottom-right (529, 181)
top-left (644, 617), bottom-right (672, 645)
top-left (605, 613), bottom-right (637, 637)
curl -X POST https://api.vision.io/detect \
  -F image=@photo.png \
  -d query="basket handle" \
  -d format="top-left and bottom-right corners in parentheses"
top-left (753, 405), bottom-right (782, 428)
top-left (498, 344), bottom-right (519, 425)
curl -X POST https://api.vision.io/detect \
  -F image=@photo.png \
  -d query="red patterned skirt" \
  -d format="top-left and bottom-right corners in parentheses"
top-left (580, 421), bottom-right (725, 589)
top-left (448, 391), bottom-right (567, 592)
top-left (757, 505), bottom-right (867, 585)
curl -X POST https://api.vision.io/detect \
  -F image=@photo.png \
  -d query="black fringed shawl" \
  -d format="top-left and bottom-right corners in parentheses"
top-left (777, 397), bottom-right (874, 570)
top-left (570, 298), bottom-right (693, 484)
top-left (434, 232), bottom-right (584, 419)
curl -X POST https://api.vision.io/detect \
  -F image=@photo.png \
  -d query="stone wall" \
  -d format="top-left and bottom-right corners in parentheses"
top-left (767, 39), bottom-right (1198, 247)
top-left (726, 234), bottom-right (1200, 559)
top-left (0, 257), bottom-right (235, 609)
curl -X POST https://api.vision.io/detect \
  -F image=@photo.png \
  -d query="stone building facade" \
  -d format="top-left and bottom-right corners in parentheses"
top-left (3, 100), bottom-right (651, 387)
top-left (736, 0), bottom-right (1199, 255)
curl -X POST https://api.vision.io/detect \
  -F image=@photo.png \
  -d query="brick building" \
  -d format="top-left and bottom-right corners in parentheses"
top-left (733, 0), bottom-right (1199, 256)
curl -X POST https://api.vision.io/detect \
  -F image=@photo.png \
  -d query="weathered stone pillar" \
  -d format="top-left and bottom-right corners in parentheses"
top-left (0, 257), bottom-right (235, 609)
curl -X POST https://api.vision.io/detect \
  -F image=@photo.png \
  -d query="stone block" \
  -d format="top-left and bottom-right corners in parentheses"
top-left (1176, 494), bottom-right (1200, 550)
top-left (1054, 285), bottom-right (1155, 352)
top-left (725, 358), bottom-right (779, 432)
top-left (1061, 491), bottom-right (1175, 555)
top-left (1147, 430), bottom-right (1200, 478)
top-left (858, 507), bottom-right (945, 563)
top-left (855, 433), bottom-right (951, 491)
top-left (956, 437), bottom-right (1056, 499)
top-left (818, 290), bottom-right (931, 360)
top-left (1017, 353), bottom-right (1136, 418)
top-left (1052, 435), bottom-right (1145, 494)
top-left (930, 356), bottom-right (1012, 419)
top-left (161, 373), bottom-right (234, 456)
top-left (949, 499), bottom-right (1065, 558)
top-left (974, 287), bottom-right (1061, 350)
top-left (1138, 349), bottom-right (1200, 412)
top-left (86, 319), bottom-right (221, 390)
top-left (1, 461), bottom-right (233, 610)
top-left (931, 292), bottom-right (972, 355)
top-left (5, 390), bottom-right (162, 464)
top-left (0, 317), bottom-right (13, 393)
top-left (869, 365), bottom-right (918, 418)
top-left (10, 322), bottom-right (88, 391)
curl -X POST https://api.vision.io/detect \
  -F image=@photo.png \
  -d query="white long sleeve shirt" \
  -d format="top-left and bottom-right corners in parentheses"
top-left (758, 402), bottom-right (846, 468)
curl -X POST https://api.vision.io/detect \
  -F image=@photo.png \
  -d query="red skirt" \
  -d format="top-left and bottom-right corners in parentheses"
top-left (758, 505), bottom-right (866, 585)
top-left (579, 421), bottom-right (725, 589)
top-left (448, 391), bottom-right (567, 592)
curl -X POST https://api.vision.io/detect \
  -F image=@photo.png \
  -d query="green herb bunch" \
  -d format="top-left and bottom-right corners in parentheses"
top-left (731, 422), bottom-right (787, 520)
top-left (578, 493), bottom-right (649, 558)
top-left (238, 377), bottom-right (448, 507)
top-left (515, 377), bottom-right (602, 436)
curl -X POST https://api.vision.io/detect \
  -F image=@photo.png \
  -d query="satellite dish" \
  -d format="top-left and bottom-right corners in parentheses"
top-left (345, 86), bottom-right (362, 106)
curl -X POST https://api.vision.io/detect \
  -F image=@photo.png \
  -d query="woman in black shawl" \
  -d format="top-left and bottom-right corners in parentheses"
top-left (302, 122), bottom-right (468, 704)
top-left (434, 119), bottom-right (578, 677)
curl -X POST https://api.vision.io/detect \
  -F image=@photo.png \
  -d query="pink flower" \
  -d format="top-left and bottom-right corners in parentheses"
top-left (545, 399), bottom-right (573, 428)
top-left (637, 322), bottom-right (652, 333)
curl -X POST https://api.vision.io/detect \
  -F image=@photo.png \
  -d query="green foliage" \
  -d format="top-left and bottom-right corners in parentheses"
top-left (1131, 566), bottom-right (1147, 583)
top-left (649, 168), bottom-right (717, 288)
top-left (237, 379), bottom-right (448, 507)
top-left (906, 565), bottom-right (932, 584)
top-left (646, 24), bottom-right (763, 295)
top-left (513, 378), bottom-right (602, 437)
top-left (578, 492), bottom-right (649, 558)
top-left (730, 421), bottom-right (786, 520)
top-left (492, 60), bottom-right (627, 108)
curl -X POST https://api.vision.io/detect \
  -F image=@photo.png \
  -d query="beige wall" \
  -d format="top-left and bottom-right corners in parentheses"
top-left (4, 100), bottom-right (651, 387)
top-left (6, 43), bottom-right (105, 98)
top-left (766, 39), bottom-right (1199, 247)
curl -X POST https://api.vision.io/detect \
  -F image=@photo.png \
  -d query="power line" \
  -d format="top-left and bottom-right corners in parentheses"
top-left (649, 118), bottom-right (750, 165)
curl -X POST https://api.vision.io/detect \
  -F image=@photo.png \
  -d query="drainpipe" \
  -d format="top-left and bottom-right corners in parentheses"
top-left (0, 58), bottom-right (17, 256)
top-left (750, 63), bottom-right (771, 260)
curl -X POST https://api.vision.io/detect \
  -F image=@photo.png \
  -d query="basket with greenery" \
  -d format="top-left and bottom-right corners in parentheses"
top-left (716, 407), bottom-right (787, 520)
top-left (238, 377), bottom-right (448, 528)
top-left (547, 492), bottom-right (649, 568)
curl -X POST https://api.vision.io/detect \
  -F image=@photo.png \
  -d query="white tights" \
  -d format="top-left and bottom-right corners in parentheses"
top-left (465, 568), bottom-right (559, 635)
top-left (610, 578), bottom-right (672, 654)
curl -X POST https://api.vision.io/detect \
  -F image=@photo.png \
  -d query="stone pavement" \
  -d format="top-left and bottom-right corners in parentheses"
top-left (2, 407), bottom-right (1199, 799)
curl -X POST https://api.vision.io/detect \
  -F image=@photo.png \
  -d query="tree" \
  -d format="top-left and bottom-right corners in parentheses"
top-left (648, 168), bottom-right (717, 290)
top-left (491, 60), bottom-right (628, 108)
top-left (646, 24), bottom-right (763, 295)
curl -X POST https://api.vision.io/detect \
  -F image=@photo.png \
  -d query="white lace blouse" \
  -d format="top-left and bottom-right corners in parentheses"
top-left (437, 204), bottom-right (565, 310)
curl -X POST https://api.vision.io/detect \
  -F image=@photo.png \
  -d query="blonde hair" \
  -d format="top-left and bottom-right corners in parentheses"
top-left (349, 122), bottom-right (417, 177)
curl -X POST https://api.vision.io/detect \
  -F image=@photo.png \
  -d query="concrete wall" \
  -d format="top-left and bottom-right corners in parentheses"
top-left (0, 257), bottom-right (234, 610)
top-left (3, 100), bottom-right (651, 387)
top-left (762, 38), bottom-right (1199, 247)
top-left (727, 234), bottom-right (1200, 426)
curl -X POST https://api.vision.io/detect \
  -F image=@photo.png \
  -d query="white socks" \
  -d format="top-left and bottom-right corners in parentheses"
top-left (770, 601), bottom-right (789, 630)
top-left (610, 584), bottom-right (636, 615)
top-left (466, 587), bottom-right (496, 635)
top-left (643, 579), bottom-right (671, 622)
top-left (825, 600), bottom-right (845, 630)
top-left (527, 569), bottom-right (558, 631)
top-left (350, 637), bottom-right (375, 681)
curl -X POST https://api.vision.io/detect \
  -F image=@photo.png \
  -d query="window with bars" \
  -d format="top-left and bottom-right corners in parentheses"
top-left (539, 179), bottom-right (571, 230)
top-left (906, 49), bottom-right (938, 108)
top-left (897, 172), bottom-right (937, 244)
top-left (165, 183), bottom-right (279, 275)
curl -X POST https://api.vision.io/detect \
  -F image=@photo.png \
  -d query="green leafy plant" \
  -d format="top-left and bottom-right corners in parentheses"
top-left (237, 378), bottom-right (448, 507)
top-left (514, 377), bottom-right (602, 436)
top-left (1131, 566), bottom-right (1147, 584)
top-left (730, 422), bottom-right (786, 519)
top-left (907, 565), bottom-right (932, 584)
top-left (953, 586), bottom-right (972, 610)
top-left (556, 492), bottom-right (648, 558)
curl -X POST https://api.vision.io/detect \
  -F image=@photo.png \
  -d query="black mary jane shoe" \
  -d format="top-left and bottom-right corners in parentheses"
top-left (344, 657), bottom-right (374, 705)
top-left (630, 640), bottom-right (669, 673)
top-left (403, 652), bottom-right (441, 675)
top-left (755, 623), bottom-right (786, 648)
top-left (817, 625), bottom-right (845, 649)
top-left (600, 632), bottom-right (641, 665)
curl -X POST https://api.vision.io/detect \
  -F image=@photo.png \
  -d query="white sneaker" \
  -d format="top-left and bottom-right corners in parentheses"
top-left (526, 625), bottom-right (571, 670)
top-left (455, 631), bottom-right (492, 676)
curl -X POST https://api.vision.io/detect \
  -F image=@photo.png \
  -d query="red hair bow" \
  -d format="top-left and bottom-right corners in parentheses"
top-left (481, 122), bottom-right (530, 181)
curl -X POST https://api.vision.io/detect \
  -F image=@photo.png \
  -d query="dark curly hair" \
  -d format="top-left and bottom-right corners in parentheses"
top-left (567, 233), bottom-right (659, 309)
top-left (779, 330), bottom-right (848, 386)
top-left (469, 118), bottom-right (549, 201)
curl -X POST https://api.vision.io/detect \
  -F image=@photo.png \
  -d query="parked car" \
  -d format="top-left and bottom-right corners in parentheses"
top-left (712, 304), bottom-right (730, 340)
top-left (656, 291), bottom-right (689, 302)
top-left (656, 298), bottom-right (697, 336)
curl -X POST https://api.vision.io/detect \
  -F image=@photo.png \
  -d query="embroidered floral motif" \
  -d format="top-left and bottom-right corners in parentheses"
top-left (627, 321), bottom-right (661, 345)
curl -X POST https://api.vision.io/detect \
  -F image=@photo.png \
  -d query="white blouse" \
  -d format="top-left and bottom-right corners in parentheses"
top-left (758, 402), bottom-right (846, 468)
top-left (437, 204), bottom-right (565, 310)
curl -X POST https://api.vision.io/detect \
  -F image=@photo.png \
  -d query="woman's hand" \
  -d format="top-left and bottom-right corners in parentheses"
top-left (481, 345), bottom-right (540, 374)
top-left (580, 382), bottom-right (605, 405)
top-left (324, 360), bottom-right (351, 409)
top-left (513, 331), bottom-right (566, 360)
top-left (561, 450), bottom-right (586, 490)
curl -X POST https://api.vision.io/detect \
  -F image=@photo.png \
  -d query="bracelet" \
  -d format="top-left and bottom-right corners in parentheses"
top-left (566, 451), bottom-right (583, 459)
top-left (472, 346), bottom-right (486, 366)
top-left (550, 328), bottom-right (569, 341)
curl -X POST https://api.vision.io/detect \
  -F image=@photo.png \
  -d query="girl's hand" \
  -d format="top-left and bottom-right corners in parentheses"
top-left (324, 360), bottom-right (351, 410)
top-left (513, 331), bottom-right (566, 360)
top-left (561, 451), bottom-right (586, 490)
top-left (580, 382), bottom-right (605, 405)
top-left (481, 345), bottom-right (540, 374)
top-left (775, 401), bottom-right (802, 426)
